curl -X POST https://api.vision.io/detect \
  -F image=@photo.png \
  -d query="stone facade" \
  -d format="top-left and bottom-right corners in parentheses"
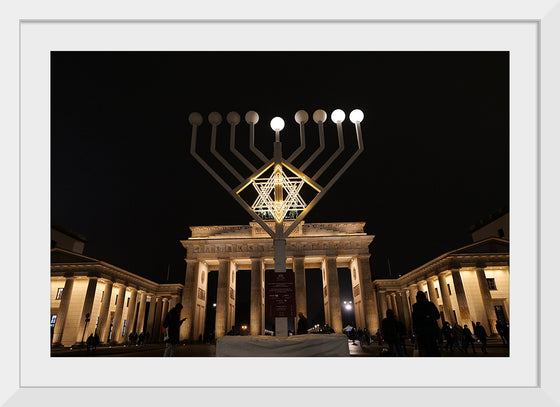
top-left (374, 238), bottom-right (510, 335)
top-left (179, 221), bottom-right (378, 340)
top-left (50, 221), bottom-right (509, 347)
top-left (51, 248), bottom-right (182, 347)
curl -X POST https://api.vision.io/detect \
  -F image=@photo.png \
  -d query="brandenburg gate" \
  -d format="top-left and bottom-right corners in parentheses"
top-left (179, 220), bottom-right (379, 341)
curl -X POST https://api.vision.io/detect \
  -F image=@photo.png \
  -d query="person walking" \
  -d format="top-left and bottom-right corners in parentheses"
top-left (462, 324), bottom-right (476, 353)
top-left (357, 327), bottom-right (364, 347)
top-left (163, 303), bottom-right (186, 357)
top-left (442, 322), bottom-right (454, 352)
top-left (296, 312), bottom-right (308, 335)
top-left (496, 321), bottom-right (507, 345)
top-left (474, 322), bottom-right (488, 354)
top-left (86, 333), bottom-right (94, 352)
top-left (411, 291), bottom-right (441, 357)
top-left (452, 322), bottom-right (463, 352)
top-left (364, 328), bottom-right (371, 345)
top-left (381, 309), bottom-right (403, 356)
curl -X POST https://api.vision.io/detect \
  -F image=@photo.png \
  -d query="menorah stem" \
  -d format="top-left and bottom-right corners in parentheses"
top-left (300, 120), bottom-right (325, 172)
top-left (312, 121), bottom-right (345, 181)
top-left (273, 221), bottom-right (288, 337)
top-left (250, 122), bottom-right (269, 163)
top-left (287, 122), bottom-right (306, 163)
top-left (230, 123), bottom-right (257, 173)
top-left (210, 124), bottom-right (244, 182)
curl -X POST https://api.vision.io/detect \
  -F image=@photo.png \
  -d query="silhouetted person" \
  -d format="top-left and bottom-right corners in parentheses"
top-left (452, 323), bottom-right (464, 351)
top-left (357, 327), bottom-right (364, 347)
top-left (381, 309), bottom-right (403, 356)
top-left (364, 328), bottom-right (371, 345)
top-left (397, 319), bottom-right (408, 356)
top-left (350, 327), bottom-right (357, 345)
top-left (297, 312), bottom-right (308, 335)
top-left (138, 331), bottom-right (145, 345)
top-left (323, 323), bottom-right (334, 334)
top-left (462, 324), bottom-right (476, 353)
top-left (86, 333), bottom-right (94, 352)
top-left (93, 332), bottom-right (99, 351)
top-left (163, 303), bottom-right (186, 357)
top-left (442, 322), bottom-right (454, 351)
top-left (474, 322), bottom-right (488, 353)
top-left (412, 291), bottom-right (441, 357)
top-left (496, 321), bottom-right (507, 345)
top-left (144, 331), bottom-right (150, 343)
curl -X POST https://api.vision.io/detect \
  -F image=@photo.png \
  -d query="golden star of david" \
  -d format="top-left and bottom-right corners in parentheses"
top-left (251, 165), bottom-right (307, 222)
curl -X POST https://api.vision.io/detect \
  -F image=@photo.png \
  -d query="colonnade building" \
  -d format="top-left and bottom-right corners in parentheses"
top-left (51, 247), bottom-right (182, 348)
top-left (51, 220), bottom-right (509, 347)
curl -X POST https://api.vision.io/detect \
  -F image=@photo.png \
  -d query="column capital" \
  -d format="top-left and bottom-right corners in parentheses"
top-left (438, 270), bottom-right (451, 277)
top-left (356, 254), bottom-right (371, 261)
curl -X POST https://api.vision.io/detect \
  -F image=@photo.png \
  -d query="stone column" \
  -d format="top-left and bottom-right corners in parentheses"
top-left (451, 268), bottom-right (472, 324)
top-left (124, 288), bottom-right (138, 340)
top-left (152, 297), bottom-right (164, 341)
top-left (97, 281), bottom-right (114, 343)
top-left (110, 284), bottom-right (126, 343)
top-left (378, 290), bottom-right (388, 321)
top-left (76, 277), bottom-right (98, 343)
top-left (325, 256), bottom-right (343, 333)
top-left (250, 257), bottom-right (264, 335)
top-left (52, 276), bottom-right (74, 345)
top-left (390, 293), bottom-right (399, 319)
top-left (180, 259), bottom-right (198, 341)
top-left (409, 284), bottom-right (419, 306)
top-left (145, 295), bottom-right (157, 340)
top-left (426, 278), bottom-right (442, 327)
top-left (215, 259), bottom-right (230, 339)
top-left (476, 267), bottom-right (497, 333)
top-left (135, 292), bottom-right (147, 334)
top-left (438, 272), bottom-right (454, 324)
top-left (162, 298), bottom-right (170, 326)
top-left (426, 278), bottom-right (438, 304)
top-left (226, 262), bottom-right (237, 333)
top-left (399, 290), bottom-right (412, 330)
top-left (356, 255), bottom-right (380, 333)
top-left (293, 256), bottom-right (307, 319)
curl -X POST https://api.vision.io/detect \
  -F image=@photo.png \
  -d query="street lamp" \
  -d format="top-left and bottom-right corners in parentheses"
top-left (81, 312), bottom-right (90, 347)
top-left (188, 108), bottom-right (366, 336)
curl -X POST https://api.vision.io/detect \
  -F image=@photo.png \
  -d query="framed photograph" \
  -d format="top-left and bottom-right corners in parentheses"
top-left (4, 0), bottom-right (559, 405)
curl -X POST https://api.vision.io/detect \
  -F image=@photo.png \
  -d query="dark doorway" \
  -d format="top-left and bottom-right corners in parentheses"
top-left (204, 270), bottom-right (218, 342)
top-left (305, 268), bottom-right (325, 327)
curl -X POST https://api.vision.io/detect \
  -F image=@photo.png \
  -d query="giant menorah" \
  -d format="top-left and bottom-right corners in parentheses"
top-left (187, 108), bottom-right (365, 336)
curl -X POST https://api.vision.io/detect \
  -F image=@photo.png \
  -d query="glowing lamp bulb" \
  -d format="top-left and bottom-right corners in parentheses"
top-left (331, 109), bottom-right (346, 123)
top-left (349, 109), bottom-right (364, 123)
top-left (345, 304), bottom-right (352, 310)
top-left (270, 117), bottom-right (285, 131)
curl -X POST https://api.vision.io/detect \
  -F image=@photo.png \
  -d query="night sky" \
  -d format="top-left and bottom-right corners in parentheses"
top-left (51, 51), bottom-right (509, 329)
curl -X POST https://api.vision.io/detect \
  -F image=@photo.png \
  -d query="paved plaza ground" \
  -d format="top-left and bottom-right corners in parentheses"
top-left (51, 336), bottom-right (509, 357)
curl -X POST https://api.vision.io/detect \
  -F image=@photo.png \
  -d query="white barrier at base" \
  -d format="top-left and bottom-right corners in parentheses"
top-left (216, 333), bottom-right (350, 357)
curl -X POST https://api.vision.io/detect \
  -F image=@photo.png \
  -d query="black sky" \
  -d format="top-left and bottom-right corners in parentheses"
top-left (51, 51), bottom-right (508, 327)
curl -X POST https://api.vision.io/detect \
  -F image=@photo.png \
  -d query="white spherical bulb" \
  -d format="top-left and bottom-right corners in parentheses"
top-left (226, 111), bottom-right (241, 125)
top-left (188, 112), bottom-right (203, 126)
top-left (349, 109), bottom-right (364, 123)
top-left (331, 109), bottom-right (346, 123)
top-left (313, 109), bottom-right (327, 124)
top-left (245, 110), bottom-right (259, 124)
top-left (208, 112), bottom-right (222, 126)
top-left (294, 110), bottom-right (309, 124)
top-left (270, 117), bottom-right (285, 131)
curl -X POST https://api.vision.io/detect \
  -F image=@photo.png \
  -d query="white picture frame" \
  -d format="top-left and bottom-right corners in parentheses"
top-left (2, 0), bottom-right (559, 405)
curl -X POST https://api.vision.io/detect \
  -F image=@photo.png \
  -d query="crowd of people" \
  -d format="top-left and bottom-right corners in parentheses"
top-left (127, 330), bottom-right (151, 345)
top-left (339, 290), bottom-right (509, 357)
